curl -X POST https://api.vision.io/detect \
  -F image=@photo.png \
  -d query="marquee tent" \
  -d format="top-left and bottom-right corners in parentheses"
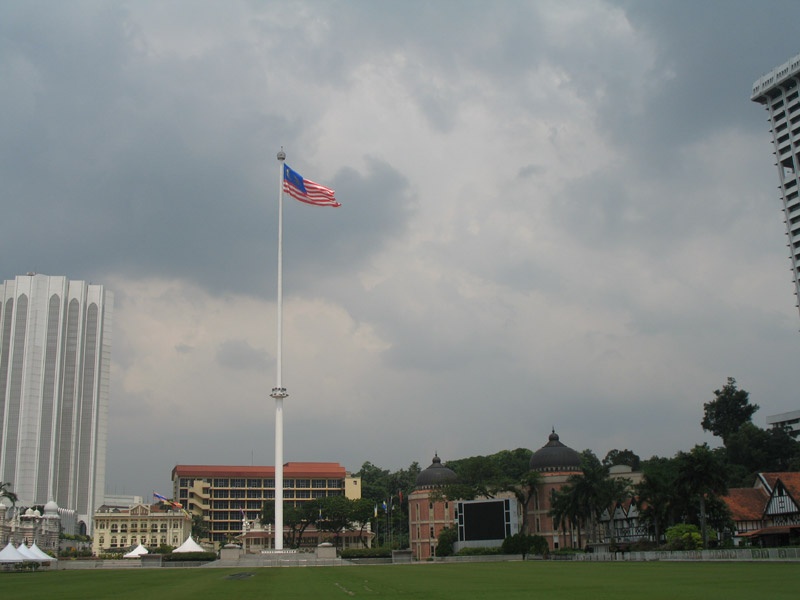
top-left (172, 536), bottom-right (205, 553)
top-left (123, 544), bottom-right (149, 558)
top-left (28, 543), bottom-right (56, 562)
top-left (16, 544), bottom-right (42, 561)
top-left (0, 542), bottom-right (25, 563)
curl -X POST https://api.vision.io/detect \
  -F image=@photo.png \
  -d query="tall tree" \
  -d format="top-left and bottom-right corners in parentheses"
top-left (674, 444), bottom-right (728, 548)
top-left (636, 459), bottom-right (676, 545)
top-left (701, 377), bottom-right (759, 443)
top-left (603, 449), bottom-right (641, 471)
top-left (317, 495), bottom-right (354, 547)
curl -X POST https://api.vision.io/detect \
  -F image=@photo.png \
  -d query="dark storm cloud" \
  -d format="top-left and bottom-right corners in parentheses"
top-left (603, 0), bottom-right (800, 157)
top-left (0, 1), bottom-right (416, 295)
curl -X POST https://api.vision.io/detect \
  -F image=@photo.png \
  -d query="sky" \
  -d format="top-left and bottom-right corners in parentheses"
top-left (2, 0), bottom-right (800, 498)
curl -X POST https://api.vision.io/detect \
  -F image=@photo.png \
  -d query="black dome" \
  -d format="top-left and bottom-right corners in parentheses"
top-left (415, 454), bottom-right (458, 489)
top-left (529, 430), bottom-right (582, 473)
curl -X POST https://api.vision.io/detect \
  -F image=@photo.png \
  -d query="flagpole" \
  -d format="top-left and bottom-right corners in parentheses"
top-left (271, 149), bottom-right (288, 550)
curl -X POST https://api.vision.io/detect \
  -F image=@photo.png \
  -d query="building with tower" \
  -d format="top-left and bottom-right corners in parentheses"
top-left (526, 429), bottom-right (585, 550)
top-left (0, 273), bottom-right (113, 533)
top-left (408, 454), bottom-right (458, 560)
top-left (751, 52), bottom-right (800, 321)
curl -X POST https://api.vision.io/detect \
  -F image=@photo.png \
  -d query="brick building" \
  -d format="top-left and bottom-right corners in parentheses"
top-left (408, 454), bottom-right (458, 560)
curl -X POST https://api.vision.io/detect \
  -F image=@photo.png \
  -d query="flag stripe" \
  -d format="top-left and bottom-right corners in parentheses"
top-left (283, 164), bottom-right (340, 207)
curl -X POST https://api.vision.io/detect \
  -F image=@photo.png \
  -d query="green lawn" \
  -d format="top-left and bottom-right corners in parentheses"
top-left (2, 561), bottom-right (798, 599)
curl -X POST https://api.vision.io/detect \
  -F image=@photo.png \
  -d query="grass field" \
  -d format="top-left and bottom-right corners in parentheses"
top-left (2, 561), bottom-right (798, 599)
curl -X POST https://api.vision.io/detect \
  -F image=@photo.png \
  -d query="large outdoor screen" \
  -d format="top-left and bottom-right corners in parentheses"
top-left (459, 499), bottom-right (509, 541)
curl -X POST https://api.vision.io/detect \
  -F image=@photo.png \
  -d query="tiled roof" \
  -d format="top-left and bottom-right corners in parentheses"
top-left (761, 472), bottom-right (800, 499)
top-left (722, 488), bottom-right (768, 520)
top-left (172, 462), bottom-right (347, 479)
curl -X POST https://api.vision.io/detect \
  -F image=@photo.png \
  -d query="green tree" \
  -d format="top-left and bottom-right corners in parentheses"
top-left (665, 523), bottom-right (703, 550)
top-left (636, 459), bottom-right (676, 545)
top-left (191, 514), bottom-right (209, 541)
top-left (701, 377), bottom-right (759, 443)
top-left (603, 449), bottom-right (641, 471)
top-left (317, 495), bottom-right (354, 547)
top-left (435, 526), bottom-right (457, 557)
top-left (549, 486), bottom-right (582, 549)
top-left (0, 482), bottom-right (18, 506)
top-left (350, 498), bottom-right (376, 548)
top-left (724, 422), bottom-right (800, 484)
top-left (674, 444), bottom-right (728, 548)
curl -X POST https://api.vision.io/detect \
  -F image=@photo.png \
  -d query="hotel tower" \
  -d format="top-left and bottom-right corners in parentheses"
top-left (752, 52), bottom-right (800, 321)
top-left (0, 274), bottom-right (112, 532)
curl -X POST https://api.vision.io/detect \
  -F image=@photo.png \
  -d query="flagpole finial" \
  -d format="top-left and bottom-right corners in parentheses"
top-left (277, 148), bottom-right (286, 161)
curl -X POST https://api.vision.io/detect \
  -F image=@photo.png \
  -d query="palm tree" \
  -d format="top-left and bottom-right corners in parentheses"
top-left (674, 444), bottom-right (728, 548)
top-left (636, 461), bottom-right (675, 545)
top-left (0, 482), bottom-right (17, 506)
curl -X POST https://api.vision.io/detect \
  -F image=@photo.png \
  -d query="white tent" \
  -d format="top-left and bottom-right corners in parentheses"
top-left (0, 542), bottom-right (25, 563)
top-left (172, 536), bottom-right (205, 553)
top-left (16, 544), bottom-right (42, 562)
top-left (123, 544), bottom-right (149, 558)
top-left (28, 543), bottom-right (56, 562)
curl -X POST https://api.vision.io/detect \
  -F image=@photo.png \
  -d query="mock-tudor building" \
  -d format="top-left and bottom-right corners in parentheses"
top-left (722, 472), bottom-right (800, 547)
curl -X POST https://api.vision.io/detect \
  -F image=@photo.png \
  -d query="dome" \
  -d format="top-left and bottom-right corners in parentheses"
top-left (44, 500), bottom-right (59, 516)
top-left (529, 430), bottom-right (582, 473)
top-left (415, 454), bottom-right (458, 490)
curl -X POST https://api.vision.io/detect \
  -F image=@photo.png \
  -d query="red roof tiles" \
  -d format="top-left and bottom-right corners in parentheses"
top-left (722, 487), bottom-right (768, 520)
top-left (171, 462), bottom-right (347, 479)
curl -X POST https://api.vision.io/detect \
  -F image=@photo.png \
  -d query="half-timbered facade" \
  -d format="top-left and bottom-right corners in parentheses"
top-left (722, 472), bottom-right (800, 547)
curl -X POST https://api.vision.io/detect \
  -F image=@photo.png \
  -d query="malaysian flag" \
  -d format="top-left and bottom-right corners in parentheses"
top-left (283, 164), bottom-right (340, 207)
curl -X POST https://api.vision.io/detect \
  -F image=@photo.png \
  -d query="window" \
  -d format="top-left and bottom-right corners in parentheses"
top-left (284, 479), bottom-right (294, 489)
top-left (231, 478), bottom-right (245, 488)
top-left (247, 490), bottom-right (261, 498)
top-left (312, 490), bottom-right (326, 499)
top-left (214, 479), bottom-right (229, 487)
top-left (263, 479), bottom-right (275, 488)
top-left (296, 490), bottom-right (310, 499)
top-left (312, 479), bottom-right (327, 488)
top-left (247, 479), bottom-right (261, 488)
top-left (295, 479), bottom-right (310, 488)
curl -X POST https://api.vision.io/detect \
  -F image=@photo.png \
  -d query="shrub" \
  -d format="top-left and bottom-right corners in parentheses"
top-left (340, 548), bottom-right (392, 559)
top-left (162, 551), bottom-right (217, 562)
top-left (435, 527), bottom-right (457, 557)
top-left (455, 546), bottom-right (502, 556)
top-left (501, 533), bottom-right (549, 557)
top-left (665, 524), bottom-right (703, 551)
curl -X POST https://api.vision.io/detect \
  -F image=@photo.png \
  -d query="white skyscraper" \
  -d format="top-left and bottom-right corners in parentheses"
top-left (751, 52), bottom-right (800, 321)
top-left (0, 274), bottom-right (112, 532)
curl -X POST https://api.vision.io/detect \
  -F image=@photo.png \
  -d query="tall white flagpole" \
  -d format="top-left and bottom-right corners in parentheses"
top-left (271, 149), bottom-right (288, 550)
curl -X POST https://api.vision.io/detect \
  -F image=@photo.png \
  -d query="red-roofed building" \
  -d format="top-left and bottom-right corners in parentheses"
top-left (722, 472), bottom-right (800, 547)
top-left (172, 463), bottom-right (362, 546)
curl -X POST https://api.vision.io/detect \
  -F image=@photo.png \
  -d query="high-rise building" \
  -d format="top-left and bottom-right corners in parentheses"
top-left (0, 273), bottom-right (112, 532)
top-left (751, 52), bottom-right (800, 320)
